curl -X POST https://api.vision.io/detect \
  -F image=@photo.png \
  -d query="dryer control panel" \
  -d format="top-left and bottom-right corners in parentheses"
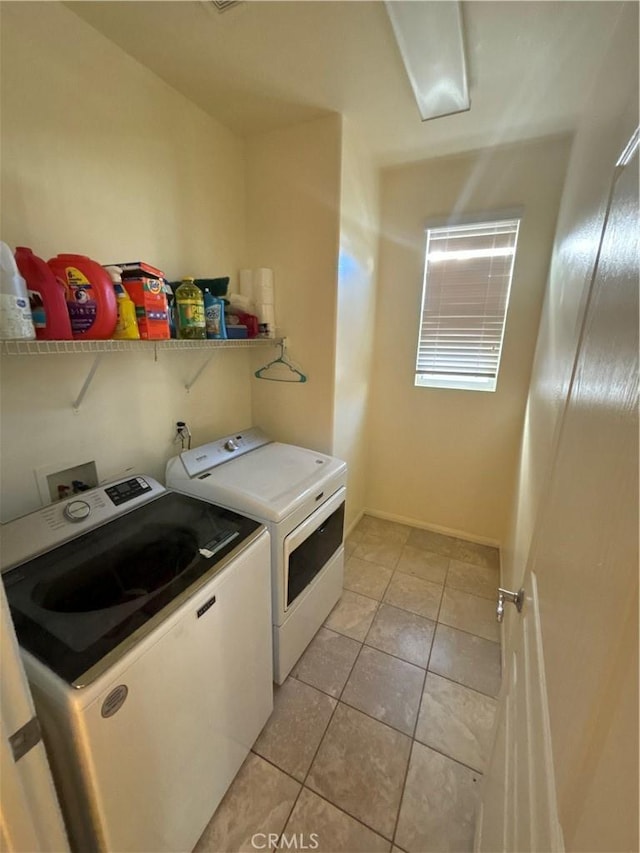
top-left (176, 428), bottom-right (271, 479)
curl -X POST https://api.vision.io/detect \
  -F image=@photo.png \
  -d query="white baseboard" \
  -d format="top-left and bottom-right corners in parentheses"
top-left (361, 507), bottom-right (502, 550)
top-left (344, 509), bottom-right (365, 539)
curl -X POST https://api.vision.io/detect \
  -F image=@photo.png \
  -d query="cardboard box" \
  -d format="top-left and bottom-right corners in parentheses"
top-left (122, 277), bottom-right (170, 340)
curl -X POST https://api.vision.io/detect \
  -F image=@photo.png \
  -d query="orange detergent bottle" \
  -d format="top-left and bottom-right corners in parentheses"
top-left (47, 253), bottom-right (117, 340)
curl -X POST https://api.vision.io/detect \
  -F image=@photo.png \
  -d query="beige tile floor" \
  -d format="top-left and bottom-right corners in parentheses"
top-left (194, 515), bottom-right (501, 853)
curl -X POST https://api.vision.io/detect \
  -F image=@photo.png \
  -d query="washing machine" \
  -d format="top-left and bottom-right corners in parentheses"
top-left (1, 476), bottom-right (273, 852)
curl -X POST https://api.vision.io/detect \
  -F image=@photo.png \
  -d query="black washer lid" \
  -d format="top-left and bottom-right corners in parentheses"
top-left (3, 492), bottom-right (260, 685)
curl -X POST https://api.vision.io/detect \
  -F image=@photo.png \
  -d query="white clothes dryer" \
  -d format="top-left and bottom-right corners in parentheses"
top-left (167, 428), bottom-right (347, 684)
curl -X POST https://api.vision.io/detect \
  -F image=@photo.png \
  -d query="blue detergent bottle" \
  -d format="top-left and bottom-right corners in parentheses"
top-left (203, 288), bottom-right (227, 339)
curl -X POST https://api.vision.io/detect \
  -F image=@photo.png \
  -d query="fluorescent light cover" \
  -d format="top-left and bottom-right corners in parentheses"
top-left (385, 0), bottom-right (469, 121)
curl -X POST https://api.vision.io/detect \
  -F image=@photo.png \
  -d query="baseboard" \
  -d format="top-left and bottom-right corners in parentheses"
top-left (344, 509), bottom-right (365, 539)
top-left (362, 507), bottom-right (502, 550)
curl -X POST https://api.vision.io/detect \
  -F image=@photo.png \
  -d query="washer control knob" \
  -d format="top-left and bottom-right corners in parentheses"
top-left (224, 438), bottom-right (238, 452)
top-left (64, 499), bottom-right (91, 523)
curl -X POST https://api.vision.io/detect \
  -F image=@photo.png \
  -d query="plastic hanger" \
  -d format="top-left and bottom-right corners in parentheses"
top-left (254, 338), bottom-right (307, 383)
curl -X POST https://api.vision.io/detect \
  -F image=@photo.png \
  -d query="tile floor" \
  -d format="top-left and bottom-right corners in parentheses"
top-left (194, 515), bottom-right (501, 853)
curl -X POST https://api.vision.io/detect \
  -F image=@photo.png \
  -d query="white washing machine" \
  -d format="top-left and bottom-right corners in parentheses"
top-left (166, 428), bottom-right (347, 684)
top-left (1, 477), bottom-right (273, 852)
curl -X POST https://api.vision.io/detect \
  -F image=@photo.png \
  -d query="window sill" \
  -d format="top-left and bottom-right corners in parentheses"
top-left (414, 375), bottom-right (497, 392)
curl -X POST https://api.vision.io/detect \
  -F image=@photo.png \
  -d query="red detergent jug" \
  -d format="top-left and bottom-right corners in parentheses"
top-left (48, 254), bottom-right (117, 340)
top-left (15, 247), bottom-right (72, 340)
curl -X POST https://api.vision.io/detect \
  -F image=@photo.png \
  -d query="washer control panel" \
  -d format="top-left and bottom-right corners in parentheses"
top-left (104, 477), bottom-right (153, 506)
top-left (1, 475), bottom-right (165, 572)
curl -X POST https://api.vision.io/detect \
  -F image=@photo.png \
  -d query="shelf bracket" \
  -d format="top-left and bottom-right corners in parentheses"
top-left (185, 353), bottom-right (216, 393)
top-left (72, 354), bottom-right (104, 413)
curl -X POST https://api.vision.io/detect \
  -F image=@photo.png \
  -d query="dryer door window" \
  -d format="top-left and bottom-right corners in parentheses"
top-left (285, 497), bottom-right (344, 608)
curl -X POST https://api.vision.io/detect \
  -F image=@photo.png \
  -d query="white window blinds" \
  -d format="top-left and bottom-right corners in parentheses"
top-left (415, 218), bottom-right (520, 392)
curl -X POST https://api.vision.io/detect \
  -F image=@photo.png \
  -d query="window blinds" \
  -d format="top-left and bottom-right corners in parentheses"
top-left (415, 218), bottom-right (520, 391)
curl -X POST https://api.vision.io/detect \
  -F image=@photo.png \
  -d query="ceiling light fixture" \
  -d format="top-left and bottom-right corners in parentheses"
top-left (385, 0), bottom-right (470, 122)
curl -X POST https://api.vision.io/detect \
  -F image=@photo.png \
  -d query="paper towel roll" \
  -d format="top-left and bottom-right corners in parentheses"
top-left (254, 267), bottom-right (274, 305)
top-left (229, 293), bottom-right (253, 313)
top-left (239, 269), bottom-right (254, 300)
top-left (256, 303), bottom-right (276, 327)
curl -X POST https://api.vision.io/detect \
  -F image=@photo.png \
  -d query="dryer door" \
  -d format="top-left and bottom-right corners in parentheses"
top-left (283, 487), bottom-right (345, 610)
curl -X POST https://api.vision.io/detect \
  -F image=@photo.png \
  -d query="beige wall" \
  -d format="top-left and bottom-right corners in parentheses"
top-left (367, 137), bottom-right (571, 545)
top-left (502, 3), bottom-right (639, 591)
top-left (246, 114), bottom-right (342, 456)
top-left (500, 8), bottom-right (638, 849)
top-left (333, 120), bottom-right (380, 531)
top-left (0, 2), bottom-right (250, 521)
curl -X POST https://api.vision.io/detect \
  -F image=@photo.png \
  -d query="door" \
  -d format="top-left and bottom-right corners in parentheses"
top-left (477, 137), bottom-right (639, 851)
top-left (0, 584), bottom-right (69, 852)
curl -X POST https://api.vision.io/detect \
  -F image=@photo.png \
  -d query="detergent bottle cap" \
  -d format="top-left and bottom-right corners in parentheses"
top-left (103, 265), bottom-right (123, 284)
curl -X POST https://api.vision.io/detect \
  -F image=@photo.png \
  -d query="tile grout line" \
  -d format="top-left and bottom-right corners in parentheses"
top-left (294, 785), bottom-right (395, 848)
top-left (279, 603), bottom-right (384, 846)
top-left (383, 542), bottom-right (435, 850)
top-left (253, 685), bottom-right (484, 824)
top-left (312, 541), bottom-right (409, 845)
top-left (391, 554), bottom-right (451, 849)
top-left (420, 668), bottom-right (500, 700)
top-left (231, 522), bottom-right (499, 851)
top-left (269, 548), bottom-right (384, 849)
top-left (408, 738), bottom-right (485, 777)
top-left (289, 523), bottom-right (498, 849)
top-left (434, 620), bottom-right (501, 646)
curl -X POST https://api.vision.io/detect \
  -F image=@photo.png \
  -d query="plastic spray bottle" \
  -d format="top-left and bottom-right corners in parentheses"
top-left (104, 266), bottom-right (140, 340)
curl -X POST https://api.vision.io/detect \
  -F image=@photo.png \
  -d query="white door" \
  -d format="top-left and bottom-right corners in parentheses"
top-left (477, 139), bottom-right (639, 851)
top-left (0, 584), bottom-right (69, 852)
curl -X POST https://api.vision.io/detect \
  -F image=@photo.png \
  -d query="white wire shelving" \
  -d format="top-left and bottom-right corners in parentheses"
top-left (0, 338), bottom-right (281, 356)
top-left (1, 337), bottom-right (282, 411)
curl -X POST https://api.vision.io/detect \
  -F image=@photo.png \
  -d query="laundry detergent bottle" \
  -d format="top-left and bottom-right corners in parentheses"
top-left (0, 242), bottom-right (35, 340)
top-left (15, 247), bottom-right (72, 340)
top-left (48, 253), bottom-right (117, 340)
top-left (204, 288), bottom-right (227, 339)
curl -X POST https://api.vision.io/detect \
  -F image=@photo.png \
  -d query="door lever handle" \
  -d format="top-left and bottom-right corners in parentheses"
top-left (496, 587), bottom-right (525, 623)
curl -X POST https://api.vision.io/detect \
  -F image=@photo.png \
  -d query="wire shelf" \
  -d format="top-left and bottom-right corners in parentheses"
top-left (1, 338), bottom-right (282, 356)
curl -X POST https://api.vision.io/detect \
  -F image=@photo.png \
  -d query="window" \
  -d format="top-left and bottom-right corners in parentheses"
top-left (415, 217), bottom-right (520, 392)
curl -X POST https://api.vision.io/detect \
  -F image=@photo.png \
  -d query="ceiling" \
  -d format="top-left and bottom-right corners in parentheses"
top-left (68, 1), bottom-right (627, 166)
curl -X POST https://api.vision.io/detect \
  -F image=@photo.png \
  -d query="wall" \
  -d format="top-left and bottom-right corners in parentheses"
top-left (367, 136), bottom-right (571, 545)
top-left (245, 114), bottom-right (342, 456)
top-left (333, 119), bottom-right (380, 531)
top-left (0, 2), bottom-right (250, 521)
top-left (501, 3), bottom-right (640, 591)
top-left (499, 6), bottom-right (638, 849)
